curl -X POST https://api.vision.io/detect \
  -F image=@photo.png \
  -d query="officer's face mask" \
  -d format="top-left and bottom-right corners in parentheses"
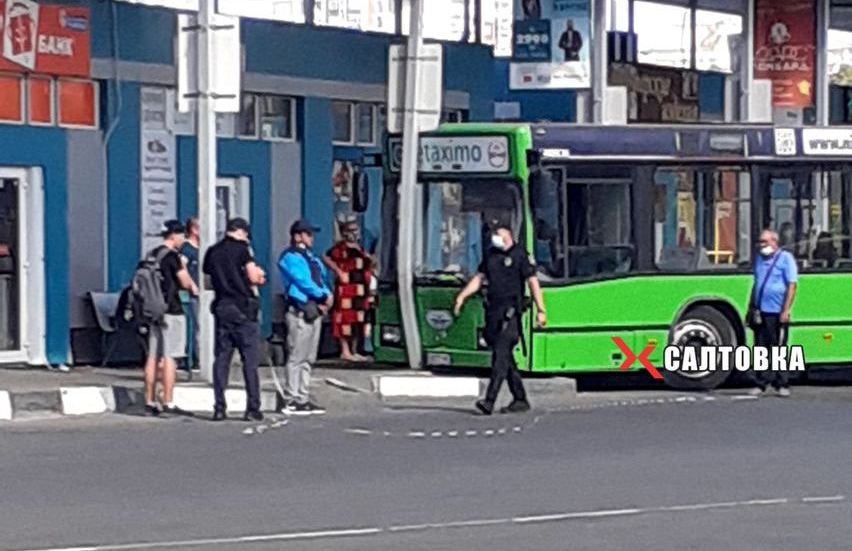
top-left (491, 233), bottom-right (507, 250)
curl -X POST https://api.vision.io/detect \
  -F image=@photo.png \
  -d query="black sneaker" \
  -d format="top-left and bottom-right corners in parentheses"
top-left (212, 409), bottom-right (227, 421)
top-left (475, 400), bottom-right (494, 416)
top-left (305, 402), bottom-right (326, 415)
top-left (286, 403), bottom-right (312, 416)
top-left (243, 410), bottom-right (264, 422)
top-left (500, 400), bottom-right (531, 414)
top-left (145, 403), bottom-right (161, 417)
top-left (163, 405), bottom-right (195, 417)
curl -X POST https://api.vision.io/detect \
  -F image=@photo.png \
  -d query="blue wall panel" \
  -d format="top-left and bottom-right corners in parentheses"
top-left (0, 126), bottom-right (69, 364)
top-left (175, 138), bottom-right (273, 333)
top-left (106, 81), bottom-right (142, 292)
top-left (301, 98), bottom-right (335, 257)
top-left (493, 59), bottom-right (578, 122)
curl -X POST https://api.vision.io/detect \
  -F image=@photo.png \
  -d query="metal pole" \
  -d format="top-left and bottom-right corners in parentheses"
top-left (591, 0), bottom-right (608, 123)
top-left (397, 0), bottom-right (424, 369)
top-left (740, 0), bottom-right (754, 121)
top-left (815, 0), bottom-right (830, 126)
top-left (197, 0), bottom-right (218, 383)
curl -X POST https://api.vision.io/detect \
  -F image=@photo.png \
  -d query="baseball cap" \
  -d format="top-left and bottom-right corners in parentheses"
top-left (290, 219), bottom-right (321, 236)
top-left (227, 217), bottom-right (252, 237)
top-left (161, 219), bottom-right (185, 238)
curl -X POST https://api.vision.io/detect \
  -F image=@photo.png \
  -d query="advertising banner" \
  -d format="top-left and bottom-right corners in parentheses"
top-left (0, 0), bottom-right (90, 76)
top-left (140, 87), bottom-right (178, 256)
top-left (510, 0), bottom-right (590, 89)
top-left (608, 62), bottom-right (700, 123)
top-left (754, 0), bottom-right (816, 108)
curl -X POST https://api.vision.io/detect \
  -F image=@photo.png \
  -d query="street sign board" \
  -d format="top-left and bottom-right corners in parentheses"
top-left (177, 12), bottom-right (241, 113)
top-left (387, 43), bottom-right (443, 133)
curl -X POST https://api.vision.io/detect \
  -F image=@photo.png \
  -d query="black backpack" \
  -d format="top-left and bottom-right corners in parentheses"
top-left (125, 247), bottom-right (172, 325)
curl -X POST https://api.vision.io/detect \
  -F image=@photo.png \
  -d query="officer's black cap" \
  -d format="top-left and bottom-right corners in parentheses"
top-left (227, 217), bottom-right (252, 237)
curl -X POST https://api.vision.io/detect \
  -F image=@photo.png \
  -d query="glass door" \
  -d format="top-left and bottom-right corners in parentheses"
top-left (0, 178), bottom-right (20, 352)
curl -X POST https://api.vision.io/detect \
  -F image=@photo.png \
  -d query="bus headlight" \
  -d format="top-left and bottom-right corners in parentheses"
top-left (381, 325), bottom-right (403, 346)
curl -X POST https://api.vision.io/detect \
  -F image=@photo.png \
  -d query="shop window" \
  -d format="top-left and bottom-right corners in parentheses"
top-left (654, 168), bottom-right (751, 271)
top-left (238, 94), bottom-right (257, 138)
top-left (0, 74), bottom-right (23, 124)
top-left (332, 101), bottom-right (354, 144)
top-left (607, 0), bottom-right (630, 32)
top-left (828, 29), bottom-right (852, 86)
top-left (695, 10), bottom-right (743, 73)
top-left (58, 79), bottom-right (97, 128)
top-left (259, 96), bottom-right (295, 140)
top-left (218, 0), bottom-right (306, 23)
top-left (216, 112), bottom-right (236, 138)
top-left (315, 0), bottom-right (396, 33)
top-left (355, 103), bottom-right (376, 145)
top-left (402, 0), bottom-right (467, 40)
top-left (28, 77), bottom-right (53, 126)
top-left (635, 1), bottom-right (691, 69)
top-left (481, 0), bottom-right (514, 57)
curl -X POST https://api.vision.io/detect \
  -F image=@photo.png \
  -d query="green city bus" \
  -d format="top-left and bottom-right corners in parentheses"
top-left (373, 123), bottom-right (852, 389)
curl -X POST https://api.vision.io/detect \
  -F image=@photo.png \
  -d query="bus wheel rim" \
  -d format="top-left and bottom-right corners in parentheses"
top-left (670, 320), bottom-right (723, 380)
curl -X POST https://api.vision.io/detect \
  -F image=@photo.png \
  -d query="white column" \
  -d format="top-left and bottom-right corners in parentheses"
top-left (591, 0), bottom-right (608, 123)
top-left (740, 0), bottom-right (755, 121)
top-left (197, 0), bottom-right (218, 383)
top-left (397, 0), bottom-right (425, 369)
top-left (816, 0), bottom-right (830, 126)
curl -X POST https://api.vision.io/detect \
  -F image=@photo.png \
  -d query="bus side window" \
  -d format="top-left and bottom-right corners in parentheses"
top-left (768, 169), bottom-right (852, 271)
top-left (530, 169), bottom-right (566, 280)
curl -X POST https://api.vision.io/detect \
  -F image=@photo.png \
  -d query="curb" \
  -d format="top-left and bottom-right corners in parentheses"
top-left (374, 374), bottom-right (482, 399)
top-left (0, 384), bottom-right (279, 421)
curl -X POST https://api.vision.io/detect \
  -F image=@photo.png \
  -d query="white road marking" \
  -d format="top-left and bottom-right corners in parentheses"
top-left (431, 431), bottom-right (442, 438)
top-left (408, 431), bottom-right (426, 438)
top-left (21, 495), bottom-right (847, 551)
top-left (344, 428), bottom-right (372, 436)
top-left (465, 430), bottom-right (477, 437)
top-left (802, 495), bottom-right (845, 503)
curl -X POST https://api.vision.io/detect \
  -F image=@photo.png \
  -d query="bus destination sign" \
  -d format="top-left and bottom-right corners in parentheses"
top-left (389, 136), bottom-right (511, 174)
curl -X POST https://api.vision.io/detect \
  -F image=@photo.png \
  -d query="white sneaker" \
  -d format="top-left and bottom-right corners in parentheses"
top-left (747, 387), bottom-right (764, 397)
top-left (776, 387), bottom-right (791, 398)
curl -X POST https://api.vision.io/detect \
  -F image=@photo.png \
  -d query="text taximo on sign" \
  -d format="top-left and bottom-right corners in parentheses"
top-left (663, 346), bottom-right (806, 374)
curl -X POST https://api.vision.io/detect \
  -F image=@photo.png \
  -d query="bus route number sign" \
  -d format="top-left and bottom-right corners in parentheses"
top-left (388, 136), bottom-right (511, 175)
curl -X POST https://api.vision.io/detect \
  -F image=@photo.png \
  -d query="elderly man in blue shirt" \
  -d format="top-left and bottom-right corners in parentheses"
top-left (278, 219), bottom-right (333, 415)
top-left (749, 228), bottom-right (798, 397)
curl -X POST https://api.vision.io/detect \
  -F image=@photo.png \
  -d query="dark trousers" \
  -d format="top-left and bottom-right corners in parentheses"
top-left (483, 317), bottom-right (527, 406)
top-left (753, 313), bottom-right (789, 390)
top-left (213, 302), bottom-right (260, 413)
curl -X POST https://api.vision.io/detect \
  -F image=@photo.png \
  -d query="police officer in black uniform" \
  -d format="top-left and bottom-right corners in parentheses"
top-left (202, 218), bottom-right (268, 422)
top-left (454, 219), bottom-right (548, 415)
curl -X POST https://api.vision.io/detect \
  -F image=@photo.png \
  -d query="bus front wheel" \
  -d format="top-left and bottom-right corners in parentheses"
top-left (664, 305), bottom-right (736, 390)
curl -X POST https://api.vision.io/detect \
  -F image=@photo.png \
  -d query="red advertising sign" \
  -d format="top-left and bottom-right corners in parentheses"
top-left (754, 0), bottom-right (816, 108)
top-left (0, 0), bottom-right (90, 77)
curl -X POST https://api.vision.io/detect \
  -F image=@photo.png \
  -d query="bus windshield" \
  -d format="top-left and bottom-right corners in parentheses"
top-left (417, 179), bottom-right (523, 281)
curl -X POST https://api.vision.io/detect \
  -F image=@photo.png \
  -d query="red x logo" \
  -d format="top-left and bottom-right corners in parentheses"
top-left (611, 337), bottom-right (662, 380)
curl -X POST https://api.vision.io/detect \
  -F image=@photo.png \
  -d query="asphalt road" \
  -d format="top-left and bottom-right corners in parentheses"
top-left (2, 388), bottom-right (852, 551)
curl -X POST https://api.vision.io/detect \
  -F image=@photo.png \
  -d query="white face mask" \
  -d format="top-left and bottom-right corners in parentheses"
top-left (491, 234), bottom-right (506, 250)
top-left (760, 245), bottom-right (774, 256)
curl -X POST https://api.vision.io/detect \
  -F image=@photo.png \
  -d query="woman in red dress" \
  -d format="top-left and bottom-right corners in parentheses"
top-left (324, 220), bottom-right (375, 362)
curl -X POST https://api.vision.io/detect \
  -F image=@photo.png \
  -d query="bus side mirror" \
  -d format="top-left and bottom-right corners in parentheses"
top-left (352, 170), bottom-right (370, 213)
top-left (529, 168), bottom-right (555, 205)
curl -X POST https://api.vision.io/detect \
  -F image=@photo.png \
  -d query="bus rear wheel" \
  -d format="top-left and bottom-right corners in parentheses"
top-left (664, 305), bottom-right (736, 390)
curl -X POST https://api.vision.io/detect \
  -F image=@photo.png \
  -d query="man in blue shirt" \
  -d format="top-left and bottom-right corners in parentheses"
top-left (278, 219), bottom-right (332, 415)
top-left (750, 229), bottom-right (798, 397)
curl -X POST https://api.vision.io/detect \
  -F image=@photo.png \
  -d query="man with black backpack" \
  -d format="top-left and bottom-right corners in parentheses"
top-left (139, 220), bottom-right (198, 416)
